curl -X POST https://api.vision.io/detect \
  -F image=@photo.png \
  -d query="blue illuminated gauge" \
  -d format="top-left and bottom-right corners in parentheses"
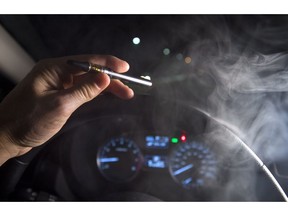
top-left (97, 137), bottom-right (143, 182)
top-left (169, 140), bottom-right (218, 189)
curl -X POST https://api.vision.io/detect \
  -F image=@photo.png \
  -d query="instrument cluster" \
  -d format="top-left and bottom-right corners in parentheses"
top-left (19, 96), bottom-right (272, 201)
top-left (96, 132), bottom-right (220, 190)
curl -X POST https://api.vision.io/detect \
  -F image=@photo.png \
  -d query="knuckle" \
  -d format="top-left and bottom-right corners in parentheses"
top-left (78, 84), bottom-right (100, 101)
top-left (49, 95), bottom-right (71, 117)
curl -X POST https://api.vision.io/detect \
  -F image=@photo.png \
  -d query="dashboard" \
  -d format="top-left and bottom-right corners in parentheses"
top-left (2, 94), bottom-right (287, 201)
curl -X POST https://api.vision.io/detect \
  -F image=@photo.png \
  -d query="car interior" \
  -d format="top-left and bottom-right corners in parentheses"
top-left (1, 15), bottom-right (288, 201)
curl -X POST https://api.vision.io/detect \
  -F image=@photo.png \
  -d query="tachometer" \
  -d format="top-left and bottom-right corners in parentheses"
top-left (97, 137), bottom-right (143, 182)
top-left (169, 140), bottom-right (218, 189)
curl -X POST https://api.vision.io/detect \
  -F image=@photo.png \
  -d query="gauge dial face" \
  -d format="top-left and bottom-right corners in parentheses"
top-left (169, 140), bottom-right (218, 189)
top-left (97, 137), bottom-right (143, 182)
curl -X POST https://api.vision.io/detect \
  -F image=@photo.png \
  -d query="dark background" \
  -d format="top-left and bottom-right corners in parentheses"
top-left (1, 15), bottom-right (288, 100)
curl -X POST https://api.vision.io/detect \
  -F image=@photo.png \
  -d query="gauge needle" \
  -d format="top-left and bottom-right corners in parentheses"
top-left (99, 157), bottom-right (120, 163)
top-left (173, 164), bottom-right (194, 176)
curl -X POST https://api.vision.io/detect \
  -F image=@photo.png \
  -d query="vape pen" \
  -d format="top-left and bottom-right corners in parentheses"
top-left (67, 60), bottom-right (152, 87)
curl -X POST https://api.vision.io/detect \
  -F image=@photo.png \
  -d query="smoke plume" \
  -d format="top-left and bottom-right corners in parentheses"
top-left (153, 16), bottom-right (288, 200)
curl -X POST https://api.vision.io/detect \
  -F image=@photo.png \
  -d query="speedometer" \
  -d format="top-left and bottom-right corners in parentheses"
top-left (169, 140), bottom-right (218, 189)
top-left (97, 137), bottom-right (143, 182)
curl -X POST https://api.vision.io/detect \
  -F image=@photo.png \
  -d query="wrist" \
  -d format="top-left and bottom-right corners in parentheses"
top-left (0, 142), bottom-right (12, 166)
top-left (0, 131), bottom-right (31, 166)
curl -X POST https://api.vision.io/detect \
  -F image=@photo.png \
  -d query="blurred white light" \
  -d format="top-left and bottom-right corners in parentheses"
top-left (132, 37), bottom-right (140, 45)
top-left (163, 48), bottom-right (170, 55)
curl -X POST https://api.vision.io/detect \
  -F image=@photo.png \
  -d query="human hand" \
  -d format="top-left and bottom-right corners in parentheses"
top-left (0, 55), bottom-right (134, 165)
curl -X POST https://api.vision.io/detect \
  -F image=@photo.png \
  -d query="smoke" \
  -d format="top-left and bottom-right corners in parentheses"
top-left (153, 16), bottom-right (288, 200)
top-left (203, 50), bottom-right (288, 159)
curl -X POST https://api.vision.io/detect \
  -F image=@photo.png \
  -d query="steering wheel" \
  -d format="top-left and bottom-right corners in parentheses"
top-left (0, 95), bottom-right (287, 201)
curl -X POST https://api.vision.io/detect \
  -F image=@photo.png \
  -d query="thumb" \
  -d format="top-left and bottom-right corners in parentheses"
top-left (61, 72), bottom-right (110, 111)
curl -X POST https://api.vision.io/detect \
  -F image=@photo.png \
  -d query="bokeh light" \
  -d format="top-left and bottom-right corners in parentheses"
top-left (176, 53), bottom-right (183, 61)
top-left (163, 48), bottom-right (170, 55)
top-left (184, 56), bottom-right (192, 64)
top-left (132, 37), bottom-right (140, 45)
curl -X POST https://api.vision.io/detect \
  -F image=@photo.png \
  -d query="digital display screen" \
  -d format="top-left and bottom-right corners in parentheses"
top-left (145, 136), bottom-right (169, 148)
top-left (145, 155), bottom-right (166, 169)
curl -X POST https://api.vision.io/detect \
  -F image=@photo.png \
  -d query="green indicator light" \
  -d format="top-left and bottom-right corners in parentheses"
top-left (171, 138), bottom-right (178, 144)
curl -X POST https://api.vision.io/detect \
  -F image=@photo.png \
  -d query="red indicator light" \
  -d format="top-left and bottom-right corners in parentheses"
top-left (180, 135), bottom-right (186, 142)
